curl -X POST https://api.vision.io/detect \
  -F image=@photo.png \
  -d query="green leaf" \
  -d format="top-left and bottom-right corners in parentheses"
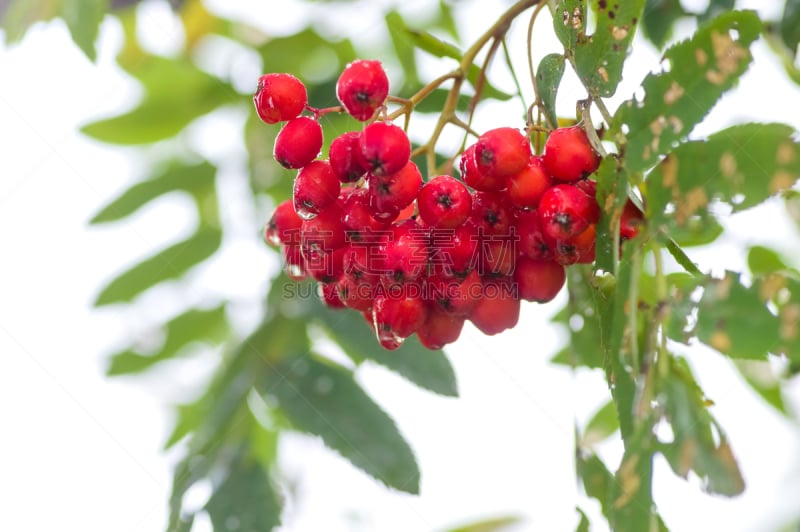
top-left (1, 0), bottom-right (60, 44)
top-left (781, 0), bottom-right (800, 57)
top-left (264, 354), bottom-right (420, 494)
top-left (660, 357), bottom-right (745, 496)
top-left (573, 0), bottom-right (646, 97)
top-left (669, 212), bottom-right (724, 247)
top-left (581, 399), bottom-right (619, 447)
top-left (748, 245), bottom-right (790, 276)
top-left (646, 124), bottom-right (800, 236)
top-left (81, 56), bottom-right (239, 145)
top-left (641, 0), bottom-right (686, 49)
top-left (612, 10), bottom-right (761, 172)
top-left (386, 11), bottom-right (421, 89)
top-left (413, 88), bottom-right (473, 114)
top-left (593, 156), bottom-right (628, 274)
top-left (441, 515), bottom-right (522, 532)
top-left (575, 507), bottom-right (590, 532)
top-left (536, 53), bottom-right (566, 129)
top-left (551, 266), bottom-right (605, 369)
top-left (257, 28), bottom-right (356, 87)
top-left (551, 0), bottom-right (584, 52)
top-left (312, 301), bottom-right (458, 397)
top-left (576, 452), bottom-right (613, 520)
top-left (90, 162), bottom-right (216, 224)
top-left (698, 0), bottom-right (736, 23)
top-left (435, 0), bottom-right (459, 41)
top-left (696, 271), bottom-right (779, 359)
top-left (106, 305), bottom-right (228, 376)
top-left (60, 0), bottom-right (107, 61)
top-left (94, 226), bottom-right (222, 306)
top-left (734, 360), bottom-right (788, 416)
top-left (205, 452), bottom-right (282, 532)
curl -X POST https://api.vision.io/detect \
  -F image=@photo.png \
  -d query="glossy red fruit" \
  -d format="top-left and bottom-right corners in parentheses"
top-left (273, 116), bottom-right (323, 169)
top-left (475, 127), bottom-right (531, 179)
top-left (300, 206), bottom-right (346, 256)
top-left (574, 178), bottom-right (601, 224)
top-left (417, 308), bottom-right (465, 349)
top-left (336, 59), bottom-right (390, 121)
top-left (417, 175), bottom-right (472, 229)
top-left (368, 161), bottom-right (422, 221)
top-left (620, 199), bottom-right (644, 241)
top-left (553, 224), bottom-right (596, 266)
top-left (329, 131), bottom-right (369, 183)
top-left (373, 290), bottom-right (427, 344)
top-left (428, 223), bottom-right (479, 277)
top-left (538, 184), bottom-right (593, 241)
top-left (265, 199), bottom-right (302, 246)
top-left (381, 219), bottom-right (430, 285)
top-left (468, 277), bottom-right (520, 335)
top-left (360, 121), bottom-right (411, 177)
top-left (425, 269), bottom-right (481, 316)
top-left (513, 256), bottom-right (566, 302)
top-left (254, 73), bottom-right (307, 124)
top-left (506, 156), bottom-right (552, 210)
top-left (478, 235), bottom-right (517, 277)
top-left (516, 210), bottom-right (554, 261)
top-left (341, 187), bottom-right (390, 239)
top-left (459, 144), bottom-right (505, 191)
top-left (304, 246), bottom-right (345, 284)
top-left (543, 126), bottom-right (601, 182)
top-left (469, 191), bottom-right (514, 236)
top-left (282, 244), bottom-right (307, 280)
top-left (293, 160), bottom-right (340, 219)
top-left (337, 275), bottom-right (376, 312)
top-left (319, 281), bottom-right (346, 308)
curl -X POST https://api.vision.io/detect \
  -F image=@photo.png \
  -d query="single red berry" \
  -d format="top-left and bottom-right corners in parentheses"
top-left (381, 219), bottom-right (430, 285)
top-left (516, 210), bottom-right (554, 261)
top-left (360, 121), bottom-right (411, 177)
top-left (282, 244), bottom-right (307, 280)
top-left (417, 175), bottom-right (472, 229)
top-left (574, 178), bottom-right (601, 224)
top-left (468, 277), bottom-right (520, 335)
top-left (553, 224), bottom-right (596, 266)
top-left (373, 290), bottom-right (427, 346)
top-left (300, 206), bottom-right (346, 257)
top-left (293, 160), bottom-right (341, 219)
top-left (475, 127), bottom-right (531, 179)
top-left (337, 275), bottom-right (376, 312)
top-left (538, 184), bottom-right (593, 241)
top-left (513, 256), bottom-right (566, 302)
top-left (478, 235), bottom-right (517, 277)
top-left (424, 269), bottom-right (481, 316)
top-left (274, 116), bottom-right (323, 169)
top-left (469, 191), bottom-right (514, 236)
top-left (336, 59), bottom-right (390, 121)
top-left (265, 199), bottom-right (302, 246)
top-left (428, 223), bottom-right (479, 278)
top-left (459, 144), bottom-right (505, 191)
top-left (341, 187), bottom-right (390, 239)
top-left (304, 246), bottom-right (346, 284)
top-left (506, 156), bottom-right (552, 210)
top-left (329, 131), bottom-right (369, 183)
top-left (368, 160), bottom-right (422, 221)
top-left (253, 73), bottom-right (307, 124)
top-left (417, 308), bottom-right (465, 350)
top-left (543, 126), bottom-right (601, 182)
top-left (620, 199), bottom-right (644, 241)
top-left (319, 281), bottom-right (346, 308)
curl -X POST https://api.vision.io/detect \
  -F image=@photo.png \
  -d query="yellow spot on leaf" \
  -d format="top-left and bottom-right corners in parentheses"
top-left (780, 303), bottom-right (800, 341)
top-left (662, 156), bottom-right (678, 188)
top-left (612, 26), bottom-right (629, 41)
top-left (664, 82), bottom-right (684, 105)
top-left (719, 152), bottom-right (737, 178)
top-left (759, 274), bottom-right (787, 302)
top-left (598, 66), bottom-right (609, 82)
top-left (677, 439), bottom-right (697, 477)
top-left (710, 330), bottom-right (732, 353)
top-left (668, 116), bottom-right (683, 134)
top-left (777, 142), bottom-right (796, 165)
top-left (675, 187), bottom-right (708, 225)
top-left (704, 31), bottom-right (749, 85)
top-left (695, 48), bottom-right (708, 66)
top-left (769, 170), bottom-right (795, 193)
top-left (613, 455), bottom-right (641, 509)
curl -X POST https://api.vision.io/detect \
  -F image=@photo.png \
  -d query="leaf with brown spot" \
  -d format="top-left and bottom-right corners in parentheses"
top-left (612, 10), bottom-right (761, 171)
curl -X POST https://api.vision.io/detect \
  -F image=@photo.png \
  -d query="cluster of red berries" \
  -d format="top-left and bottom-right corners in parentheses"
top-left (255, 60), bottom-right (642, 351)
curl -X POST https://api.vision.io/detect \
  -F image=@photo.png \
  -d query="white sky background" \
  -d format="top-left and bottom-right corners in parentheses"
top-left (1, 0), bottom-right (800, 531)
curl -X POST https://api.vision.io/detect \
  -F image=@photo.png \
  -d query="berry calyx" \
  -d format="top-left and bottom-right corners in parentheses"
top-left (254, 73), bottom-right (307, 124)
top-left (274, 116), bottom-right (323, 169)
top-left (336, 59), bottom-right (390, 121)
top-left (459, 144), bottom-right (505, 191)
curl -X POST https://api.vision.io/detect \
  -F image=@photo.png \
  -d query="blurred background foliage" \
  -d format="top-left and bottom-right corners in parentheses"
top-left (3, 0), bottom-right (800, 530)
